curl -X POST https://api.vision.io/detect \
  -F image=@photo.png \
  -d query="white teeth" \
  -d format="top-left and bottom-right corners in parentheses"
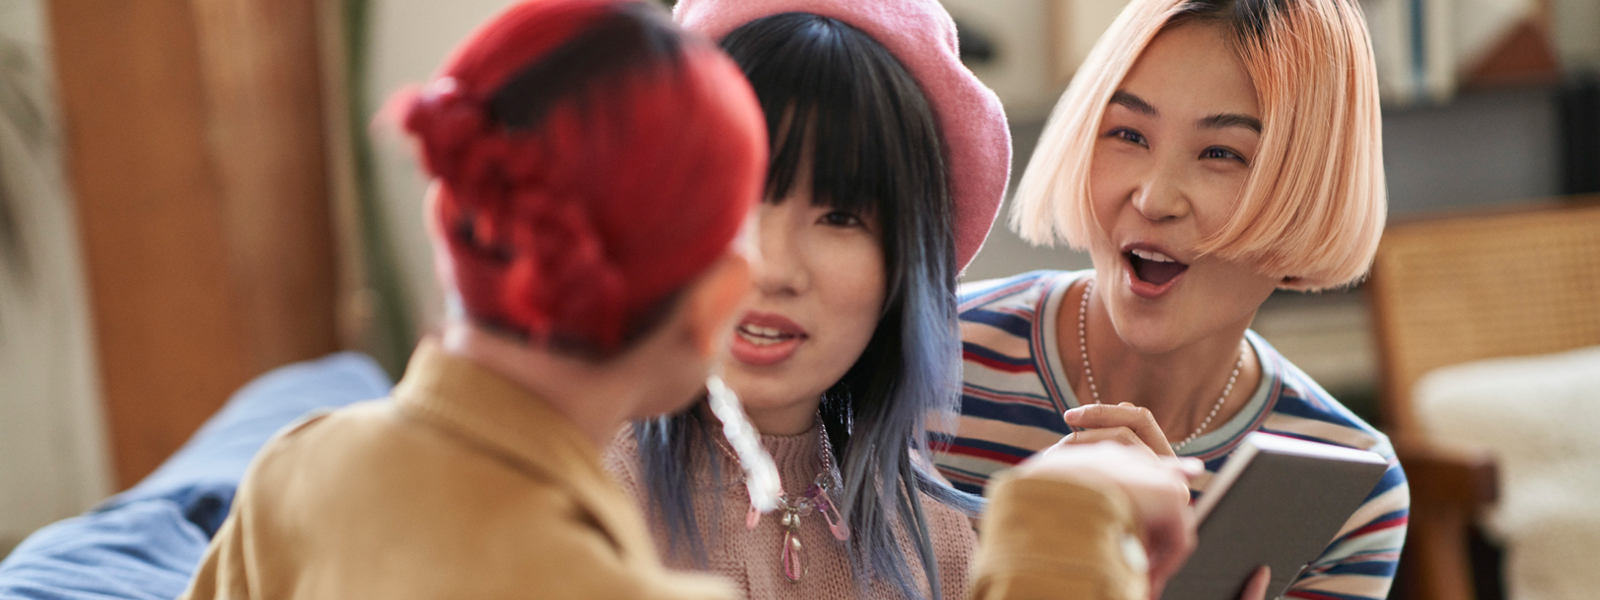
top-left (1131, 249), bottom-right (1177, 263)
top-left (738, 329), bottom-right (783, 346)
top-left (738, 324), bottom-right (795, 346)
top-left (740, 324), bottom-right (784, 338)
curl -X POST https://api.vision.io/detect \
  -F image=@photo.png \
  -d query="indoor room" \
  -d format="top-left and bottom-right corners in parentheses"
top-left (1, 0), bottom-right (1597, 599)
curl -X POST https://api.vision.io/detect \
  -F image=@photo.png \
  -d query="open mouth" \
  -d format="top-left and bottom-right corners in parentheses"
top-left (1126, 248), bottom-right (1189, 287)
top-left (730, 312), bottom-right (808, 367)
top-left (736, 323), bottom-right (800, 346)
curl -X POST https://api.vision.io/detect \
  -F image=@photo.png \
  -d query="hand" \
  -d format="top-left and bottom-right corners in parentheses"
top-left (1015, 441), bottom-right (1205, 600)
top-left (1237, 566), bottom-right (1271, 600)
top-left (1062, 402), bottom-right (1177, 458)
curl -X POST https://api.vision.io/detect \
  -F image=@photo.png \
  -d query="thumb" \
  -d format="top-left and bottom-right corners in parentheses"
top-left (1238, 565), bottom-right (1271, 600)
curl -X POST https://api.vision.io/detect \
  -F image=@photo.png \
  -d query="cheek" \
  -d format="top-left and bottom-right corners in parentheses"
top-left (1086, 147), bottom-right (1120, 213)
top-left (821, 237), bottom-right (887, 325)
top-left (1084, 164), bottom-right (1124, 261)
top-left (804, 233), bottom-right (887, 363)
top-left (1087, 146), bottom-right (1140, 231)
top-left (1188, 172), bottom-right (1251, 234)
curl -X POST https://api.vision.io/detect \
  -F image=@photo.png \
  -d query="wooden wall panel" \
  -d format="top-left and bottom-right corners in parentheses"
top-left (190, 0), bottom-right (341, 370)
top-left (47, 0), bottom-right (341, 489)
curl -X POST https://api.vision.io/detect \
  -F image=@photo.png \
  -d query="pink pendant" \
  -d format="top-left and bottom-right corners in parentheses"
top-left (782, 526), bottom-right (806, 582)
top-left (746, 502), bottom-right (761, 530)
top-left (808, 485), bottom-right (851, 541)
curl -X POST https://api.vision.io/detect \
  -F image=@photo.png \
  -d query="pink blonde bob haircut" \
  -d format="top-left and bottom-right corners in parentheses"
top-left (1011, 0), bottom-right (1386, 291)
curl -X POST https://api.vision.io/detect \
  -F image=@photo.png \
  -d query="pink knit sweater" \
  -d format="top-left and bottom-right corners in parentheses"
top-left (605, 423), bottom-right (977, 600)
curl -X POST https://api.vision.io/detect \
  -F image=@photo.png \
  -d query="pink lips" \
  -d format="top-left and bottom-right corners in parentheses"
top-left (1122, 242), bottom-right (1190, 299)
top-left (730, 311), bottom-right (807, 367)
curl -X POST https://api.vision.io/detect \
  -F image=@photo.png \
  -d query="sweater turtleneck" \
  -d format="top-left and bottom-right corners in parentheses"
top-left (605, 420), bottom-right (976, 600)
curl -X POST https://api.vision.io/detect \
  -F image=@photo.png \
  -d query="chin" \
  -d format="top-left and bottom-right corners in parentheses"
top-left (720, 369), bottom-right (794, 411)
top-left (1110, 320), bottom-right (1190, 356)
top-left (1104, 301), bottom-right (1194, 356)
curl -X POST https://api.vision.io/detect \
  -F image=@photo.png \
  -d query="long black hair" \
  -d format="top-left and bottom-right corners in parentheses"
top-left (634, 12), bottom-right (981, 600)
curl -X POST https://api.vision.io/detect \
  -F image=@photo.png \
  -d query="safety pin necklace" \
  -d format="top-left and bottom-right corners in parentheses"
top-left (713, 417), bottom-right (850, 583)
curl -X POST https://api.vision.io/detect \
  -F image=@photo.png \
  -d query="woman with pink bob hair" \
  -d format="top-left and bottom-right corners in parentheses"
top-left (936, 1), bottom-right (1409, 599)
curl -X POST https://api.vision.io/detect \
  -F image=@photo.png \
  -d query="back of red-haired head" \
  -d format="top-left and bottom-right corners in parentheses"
top-left (398, 0), bottom-right (766, 354)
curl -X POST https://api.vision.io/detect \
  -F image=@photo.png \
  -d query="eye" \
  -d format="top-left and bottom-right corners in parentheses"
top-left (819, 210), bottom-right (865, 228)
top-left (1107, 127), bottom-right (1148, 148)
top-left (1201, 146), bottom-right (1249, 165)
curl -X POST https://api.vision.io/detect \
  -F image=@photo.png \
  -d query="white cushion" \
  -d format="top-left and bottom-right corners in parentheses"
top-left (1415, 345), bottom-right (1600, 600)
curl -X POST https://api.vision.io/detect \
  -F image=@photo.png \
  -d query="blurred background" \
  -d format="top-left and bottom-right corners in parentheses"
top-left (1, 1), bottom-right (1597, 598)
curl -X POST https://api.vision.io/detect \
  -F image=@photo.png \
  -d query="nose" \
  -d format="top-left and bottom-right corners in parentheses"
top-left (1129, 157), bottom-right (1192, 222)
top-left (752, 202), bottom-right (809, 297)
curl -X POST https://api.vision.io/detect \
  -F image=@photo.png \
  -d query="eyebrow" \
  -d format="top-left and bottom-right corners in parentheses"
top-left (1108, 91), bottom-right (1157, 116)
top-left (1110, 90), bottom-right (1263, 134)
top-left (1198, 113), bottom-right (1263, 134)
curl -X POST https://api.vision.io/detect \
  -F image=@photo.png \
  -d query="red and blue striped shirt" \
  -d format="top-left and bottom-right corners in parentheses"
top-left (934, 271), bottom-right (1410, 600)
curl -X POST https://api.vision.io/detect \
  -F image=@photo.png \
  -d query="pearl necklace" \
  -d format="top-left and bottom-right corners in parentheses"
top-left (1076, 279), bottom-right (1244, 453)
top-left (712, 418), bottom-right (849, 583)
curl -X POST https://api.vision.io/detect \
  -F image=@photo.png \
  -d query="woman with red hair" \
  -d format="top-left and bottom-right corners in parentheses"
top-left (179, 0), bottom-right (767, 597)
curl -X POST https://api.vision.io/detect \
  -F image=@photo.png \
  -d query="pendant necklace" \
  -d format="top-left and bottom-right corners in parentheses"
top-left (713, 417), bottom-right (850, 583)
top-left (1077, 279), bottom-right (1244, 453)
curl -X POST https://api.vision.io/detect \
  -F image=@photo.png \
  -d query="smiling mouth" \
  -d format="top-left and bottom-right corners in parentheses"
top-left (1126, 248), bottom-right (1189, 286)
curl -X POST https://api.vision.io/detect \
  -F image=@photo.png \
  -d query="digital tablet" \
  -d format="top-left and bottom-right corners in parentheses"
top-left (1162, 432), bottom-right (1389, 600)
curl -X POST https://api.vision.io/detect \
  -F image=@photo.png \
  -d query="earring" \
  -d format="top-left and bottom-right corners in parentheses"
top-left (706, 374), bottom-right (782, 512)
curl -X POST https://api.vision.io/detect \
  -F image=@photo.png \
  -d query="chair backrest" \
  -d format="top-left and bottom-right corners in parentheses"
top-left (1368, 197), bottom-right (1600, 439)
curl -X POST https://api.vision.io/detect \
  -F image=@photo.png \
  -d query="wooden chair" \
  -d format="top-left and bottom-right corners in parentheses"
top-left (1366, 196), bottom-right (1600, 600)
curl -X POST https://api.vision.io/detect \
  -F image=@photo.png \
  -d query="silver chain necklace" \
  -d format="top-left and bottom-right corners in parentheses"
top-left (1076, 279), bottom-right (1243, 453)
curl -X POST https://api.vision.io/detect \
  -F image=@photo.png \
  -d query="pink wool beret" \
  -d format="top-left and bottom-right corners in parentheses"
top-left (675, 0), bottom-right (1011, 272)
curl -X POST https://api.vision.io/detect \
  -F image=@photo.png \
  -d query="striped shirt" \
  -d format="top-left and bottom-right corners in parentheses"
top-left (934, 270), bottom-right (1409, 600)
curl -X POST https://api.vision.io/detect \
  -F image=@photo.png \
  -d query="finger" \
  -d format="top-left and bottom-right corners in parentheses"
top-left (1238, 565), bottom-right (1271, 600)
top-left (1062, 428), bottom-right (1152, 454)
top-left (1142, 486), bottom-right (1198, 600)
top-left (1165, 456), bottom-right (1207, 480)
top-left (1064, 404), bottom-right (1176, 457)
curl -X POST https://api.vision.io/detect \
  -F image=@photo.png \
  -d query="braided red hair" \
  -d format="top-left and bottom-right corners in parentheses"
top-left (398, 0), bottom-right (765, 352)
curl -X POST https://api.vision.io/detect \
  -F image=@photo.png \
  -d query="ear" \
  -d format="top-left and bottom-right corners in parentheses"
top-left (683, 253), bottom-right (751, 359)
top-left (423, 181), bottom-right (464, 301)
top-left (423, 181), bottom-right (446, 241)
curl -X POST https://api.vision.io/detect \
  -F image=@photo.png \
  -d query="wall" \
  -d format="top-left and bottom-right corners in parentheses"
top-left (366, 0), bottom-right (519, 344)
top-left (0, 0), bottom-right (112, 549)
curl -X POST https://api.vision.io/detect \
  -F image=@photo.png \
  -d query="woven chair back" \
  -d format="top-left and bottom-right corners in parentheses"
top-left (1368, 198), bottom-right (1600, 438)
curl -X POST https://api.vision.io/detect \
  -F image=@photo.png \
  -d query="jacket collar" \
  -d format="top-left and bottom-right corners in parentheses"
top-left (390, 339), bottom-right (652, 555)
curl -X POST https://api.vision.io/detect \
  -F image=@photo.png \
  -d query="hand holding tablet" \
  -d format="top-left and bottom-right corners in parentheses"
top-left (1163, 433), bottom-right (1390, 600)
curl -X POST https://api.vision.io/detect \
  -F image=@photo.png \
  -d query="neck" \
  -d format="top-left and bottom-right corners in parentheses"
top-left (745, 395), bottom-right (824, 437)
top-left (1064, 280), bottom-right (1261, 440)
top-left (439, 321), bottom-right (645, 447)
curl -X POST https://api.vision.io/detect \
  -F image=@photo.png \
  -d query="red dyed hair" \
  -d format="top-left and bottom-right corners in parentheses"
top-left (398, 0), bottom-right (766, 352)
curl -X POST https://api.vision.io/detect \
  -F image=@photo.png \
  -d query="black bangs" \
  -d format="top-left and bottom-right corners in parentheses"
top-left (719, 13), bottom-right (948, 223)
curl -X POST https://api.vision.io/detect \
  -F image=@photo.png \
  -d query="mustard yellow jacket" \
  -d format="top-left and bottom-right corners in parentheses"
top-left (180, 342), bottom-right (1146, 600)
